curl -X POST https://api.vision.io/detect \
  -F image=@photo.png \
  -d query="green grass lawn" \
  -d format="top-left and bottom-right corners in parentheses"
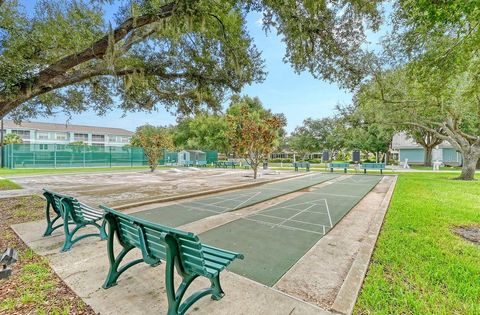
top-left (0, 178), bottom-right (22, 190)
top-left (355, 173), bottom-right (480, 314)
top-left (409, 165), bottom-right (462, 171)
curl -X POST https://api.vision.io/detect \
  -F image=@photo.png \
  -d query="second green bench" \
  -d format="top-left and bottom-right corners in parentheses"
top-left (362, 163), bottom-right (386, 174)
top-left (101, 205), bottom-right (244, 315)
top-left (43, 189), bottom-right (107, 252)
top-left (329, 162), bottom-right (350, 173)
top-left (293, 162), bottom-right (310, 171)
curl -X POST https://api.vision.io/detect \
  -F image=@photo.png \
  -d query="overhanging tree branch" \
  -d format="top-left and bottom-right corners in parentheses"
top-left (0, 2), bottom-right (178, 116)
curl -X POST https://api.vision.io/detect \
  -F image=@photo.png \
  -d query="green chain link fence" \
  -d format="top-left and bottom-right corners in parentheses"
top-left (2, 144), bottom-right (218, 169)
top-left (2, 144), bottom-right (148, 169)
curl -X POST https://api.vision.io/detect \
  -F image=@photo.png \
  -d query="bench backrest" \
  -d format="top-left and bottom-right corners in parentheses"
top-left (293, 162), bottom-right (309, 167)
top-left (43, 189), bottom-right (85, 223)
top-left (330, 162), bottom-right (349, 168)
top-left (101, 205), bottom-right (211, 277)
top-left (43, 190), bottom-right (63, 216)
top-left (362, 163), bottom-right (385, 169)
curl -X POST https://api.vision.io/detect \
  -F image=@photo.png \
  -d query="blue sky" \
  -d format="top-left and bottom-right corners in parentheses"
top-left (21, 2), bottom-right (384, 134)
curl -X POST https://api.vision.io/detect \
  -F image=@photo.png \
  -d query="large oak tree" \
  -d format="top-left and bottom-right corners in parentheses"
top-left (0, 0), bottom-right (382, 120)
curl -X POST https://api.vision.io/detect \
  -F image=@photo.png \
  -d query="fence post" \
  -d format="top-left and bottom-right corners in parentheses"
top-left (83, 145), bottom-right (86, 168)
top-left (54, 144), bottom-right (57, 168)
top-left (130, 148), bottom-right (133, 167)
top-left (109, 146), bottom-right (112, 168)
top-left (11, 144), bottom-right (14, 169)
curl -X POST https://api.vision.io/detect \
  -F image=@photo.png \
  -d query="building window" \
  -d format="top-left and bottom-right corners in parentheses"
top-left (39, 144), bottom-right (49, 150)
top-left (74, 133), bottom-right (88, 141)
top-left (92, 134), bottom-right (105, 142)
top-left (12, 129), bottom-right (30, 139)
top-left (37, 132), bottom-right (49, 140)
top-left (55, 132), bottom-right (68, 141)
top-left (108, 135), bottom-right (130, 143)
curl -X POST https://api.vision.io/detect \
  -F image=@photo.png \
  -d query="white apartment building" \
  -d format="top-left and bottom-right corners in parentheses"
top-left (3, 120), bottom-right (133, 147)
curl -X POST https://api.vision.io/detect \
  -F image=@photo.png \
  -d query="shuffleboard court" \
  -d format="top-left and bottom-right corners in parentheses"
top-left (131, 172), bottom-right (340, 227)
top-left (198, 175), bottom-right (382, 286)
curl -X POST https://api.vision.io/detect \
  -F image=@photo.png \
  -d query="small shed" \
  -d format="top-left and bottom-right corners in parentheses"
top-left (178, 150), bottom-right (206, 165)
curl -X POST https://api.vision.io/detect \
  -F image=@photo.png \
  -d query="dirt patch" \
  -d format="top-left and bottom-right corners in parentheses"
top-left (9, 168), bottom-right (293, 206)
top-left (453, 225), bottom-right (480, 246)
top-left (0, 195), bottom-right (95, 315)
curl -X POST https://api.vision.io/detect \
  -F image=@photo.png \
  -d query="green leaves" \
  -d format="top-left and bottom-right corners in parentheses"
top-left (131, 124), bottom-right (174, 171)
top-left (259, 0), bottom-right (382, 90)
top-left (226, 95), bottom-right (284, 178)
top-left (3, 132), bottom-right (22, 144)
top-left (172, 114), bottom-right (230, 154)
top-left (0, 0), bottom-right (265, 120)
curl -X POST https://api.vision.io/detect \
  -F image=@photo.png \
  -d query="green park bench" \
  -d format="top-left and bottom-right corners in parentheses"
top-left (196, 160), bottom-right (208, 167)
top-left (362, 163), bottom-right (386, 174)
top-left (214, 161), bottom-right (225, 168)
top-left (100, 206), bottom-right (244, 315)
top-left (43, 189), bottom-right (107, 252)
top-left (329, 162), bottom-right (350, 173)
top-left (293, 162), bottom-right (310, 172)
top-left (182, 160), bottom-right (194, 167)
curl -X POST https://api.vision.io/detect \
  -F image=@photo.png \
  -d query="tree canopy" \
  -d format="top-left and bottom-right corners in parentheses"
top-left (0, 0), bottom-right (383, 120)
top-left (131, 124), bottom-right (174, 171)
top-left (2, 132), bottom-right (22, 144)
top-left (227, 95), bottom-right (284, 179)
top-left (172, 114), bottom-right (230, 155)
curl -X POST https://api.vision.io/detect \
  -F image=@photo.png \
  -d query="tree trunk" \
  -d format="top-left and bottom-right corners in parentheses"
top-left (253, 165), bottom-right (258, 179)
top-left (458, 153), bottom-right (479, 180)
top-left (424, 146), bottom-right (433, 167)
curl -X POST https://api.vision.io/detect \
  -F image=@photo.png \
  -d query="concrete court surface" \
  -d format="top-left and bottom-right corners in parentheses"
top-left (5, 167), bottom-right (294, 206)
top-left (12, 174), bottom-right (396, 315)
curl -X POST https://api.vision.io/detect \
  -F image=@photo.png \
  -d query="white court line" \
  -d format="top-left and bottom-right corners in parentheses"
top-left (192, 192), bottom-right (257, 207)
top-left (207, 192), bottom-right (260, 205)
top-left (260, 206), bottom-right (328, 215)
top-left (328, 182), bottom-right (376, 187)
top-left (324, 199), bottom-right (333, 227)
top-left (274, 204), bottom-right (317, 228)
top-left (175, 202), bottom-right (222, 214)
top-left (260, 199), bottom-right (327, 213)
top-left (230, 191), bottom-right (262, 211)
top-left (348, 176), bottom-right (380, 183)
top-left (188, 200), bottom-right (229, 210)
top-left (252, 213), bottom-right (329, 228)
top-left (241, 217), bottom-right (324, 235)
top-left (306, 192), bottom-right (361, 198)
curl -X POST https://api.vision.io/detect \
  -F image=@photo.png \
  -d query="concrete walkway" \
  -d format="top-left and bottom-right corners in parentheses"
top-left (12, 174), bottom-right (397, 315)
top-left (0, 187), bottom-right (40, 199)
